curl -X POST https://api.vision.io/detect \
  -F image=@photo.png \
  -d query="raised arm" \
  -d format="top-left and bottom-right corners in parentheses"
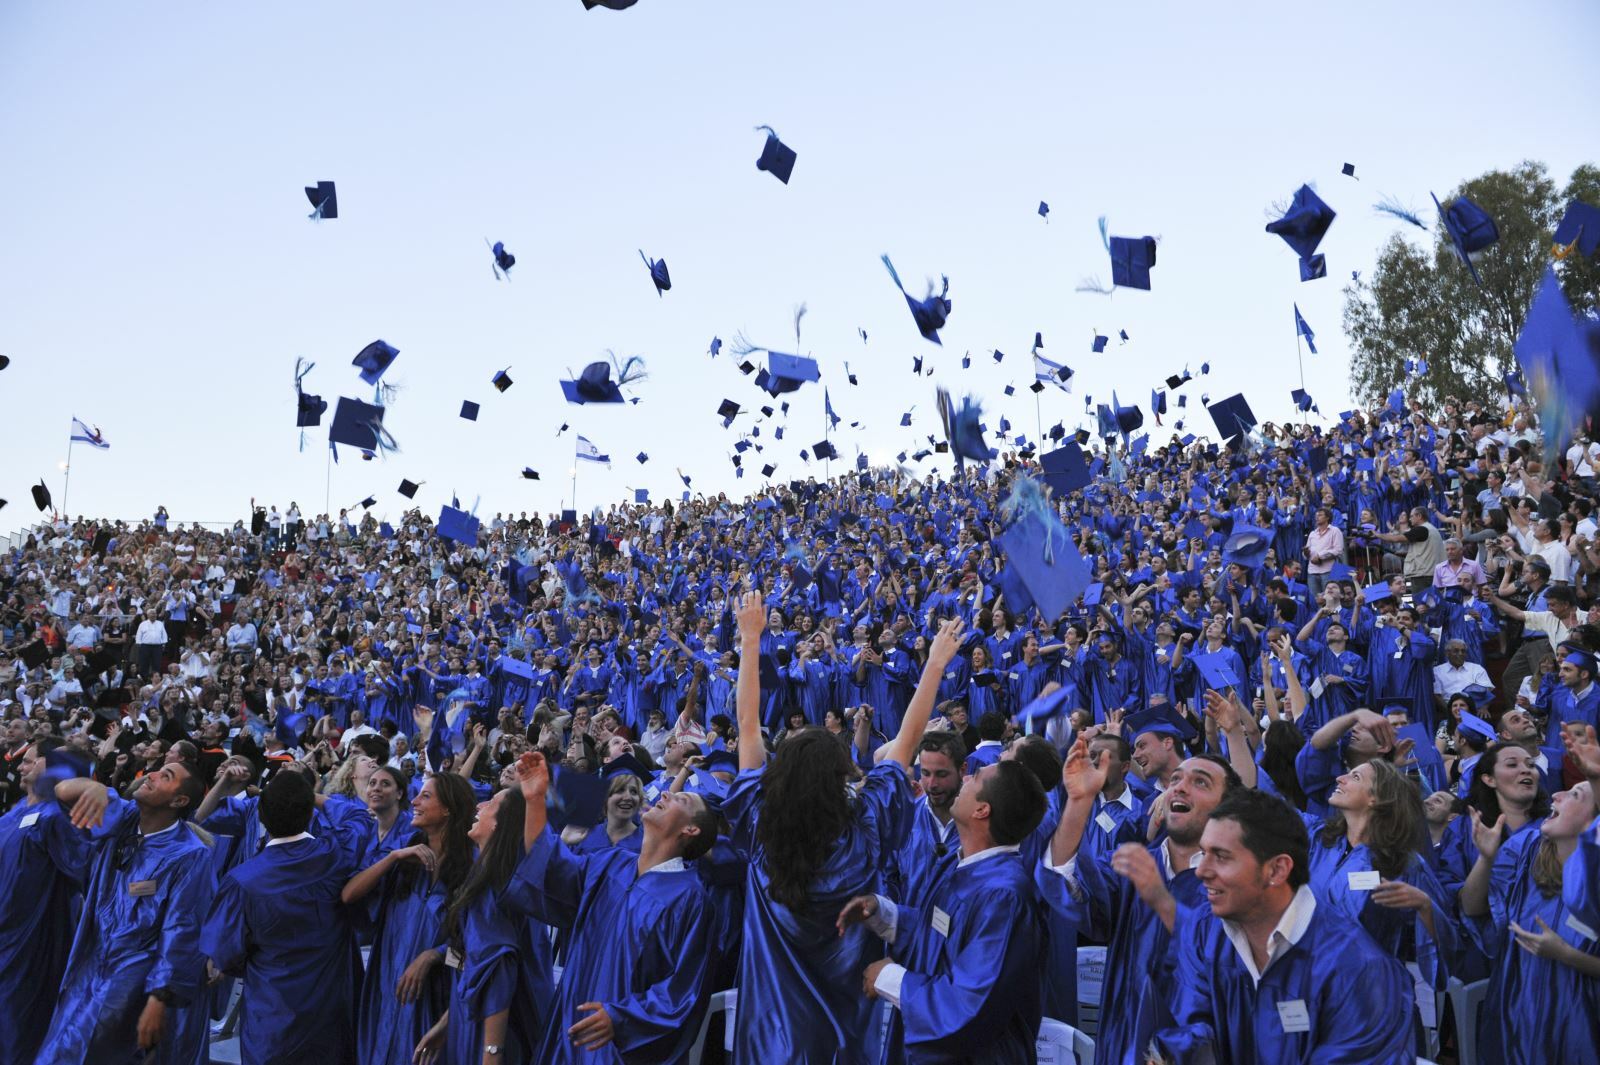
top-left (883, 619), bottom-right (965, 768)
top-left (734, 590), bottom-right (768, 773)
top-left (515, 750), bottom-right (551, 851)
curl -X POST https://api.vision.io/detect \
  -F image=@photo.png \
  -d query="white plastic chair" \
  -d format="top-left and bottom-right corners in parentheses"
top-left (1446, 977), bottom-right (1488, 1065)
top-left (689, 988), bottom-right (736, 1064)
top-left (1036, 1017), bottom-right (1095, 1065)
top-left (1075, 945), bottom-right (1106, 1038)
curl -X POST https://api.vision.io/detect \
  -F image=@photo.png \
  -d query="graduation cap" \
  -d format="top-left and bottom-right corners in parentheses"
top-left (460, 400), bottom-right (480, 421)
top-left (304, 180), bottom-right (337, 220)
top-left (354, 495), bottom-right (377, 510)
top-left (634, 488), bottom-right (649, 503)
top-left (1165, 370), bottom-right (1191, 390)
top-left (546, 765), bottom-right (607, 832)
top-left (1126, 704), bottom-right (1198, 744)
top-left (761, 463), bottom-right (776, 477)
top-left (900, 410), bottom-right (914, 426)
top-left (1221, 525), bottom-right (1272, 569)
top-left (436, 506), bottom-right (480, 546)
top-left (1265, 184), bottom-right (1336, 260)
top-left (1361, 582), bottom-right (1396, 605)
top-left (1110, 392), bottom-right (1143, 436)
top-left (1299, 253), bottom-right (1327, 282)
top-left (754, 125), bottom-right (796, 184)
top-left (881, 254), bottom-right (952, 344)
top-left (1092, 333), bottom-right (1108, 353)
top-left (814, 440), bottom-right (838, 461)
top-left (1457, 709), bottom-right (1497, 743)
top-left (762, 352), bottom-right (820, 395)
top-left (1291, 388), bottom-right (1315, 413)
top-left (1152, 389), bottom-right (1168, 417)
top-left (1206, 393), bottom-right (1257, 440)
top-left (1341, 162), bottom-right (1356, 178)
top-left (993, 349), bottom-right (1005, 364)
top-left (1192, 651), bottom-right (1242, 691)
top-left (492, 368), bottom-right (513, 393)
top-left (31, 480), bottom-right (51, 512)
top-left (276, 710), bottom-right (309, 749)
top-left (398, 478), bottom-right (420, 498)
top-left (997, 477), bottom-right (1092, 621)
top-left (1107, 233), bottom-right (1158, 291)
top-left (639, 250), bottom-right (671, 296)
top-left (1515, 267), bottom-right (1600, 456)
top-left (0, 354), bottom-right (8, 371)
top-left (328, 397), bottom-right (389, 453)
top-left (490, 240), bottom-right (515, 279)
top-left (737, 359), bottom-right (756, 376)
top-left (1459, 685), bottom-right (1498, 713)
top-left (1038, 200), bottom-right (1049, 221)
top-left (717, 399), bottom-right (741, 426)
top-left (296, 388), bottom-right (327, 429)
top-left (936, 387), bottom-right (993, 469)
top-left (561, 356), bottom-right (646, 404)
top-left (601, 752), bottom-right (654, 786)
top-left (1553, 199), bottom-right (1600, 260)
top-left (352, 340), bottom-right (399, 385)
top-left (1432, 192), bottom-right (1499, 285)
top-left (519, 468), bottom-right (539, 481)
top-left (961, 353), bottom-right (971, 369)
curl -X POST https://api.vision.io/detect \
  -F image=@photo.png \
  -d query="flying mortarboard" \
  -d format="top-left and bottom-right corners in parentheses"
top-left (1361, 582), bottom-right (1396, 605)
top-left (1299, 253), bottom-right (1327, 282)
top-left (754, 126), bottom-right (796, 185)
top-left (762, 352), bottom-right (820, 396)
top-left (460, 401), bottom-right (480, 421)
top-left (1457, 709), bottom-right (1496, 742)
top-left (352, 340), bottom-right (399, 386)
top-left (1553, 199), bottom-right (1600, 260)
top-left (639, 250), bottom-right (671, 296)
top-left (1106, 229), bottom-right (1158, 290)
top-left (1291, 388), bottom-right (1315, 413)
top-left (328, 397), bottom-right (389, 453)
top-left (1221, 525), bottom-right (1272, 569)
top-left (1265, 184), bottom-right (1336, 261)
top-left (492, 368), bottom-right (513, 392)
top-left (997, 477), bottom-right (1092, 621)
top-left (761, 463), bottom-right (776, 477)
top-left (1341, 163), bottom-right (1356, 178)
top-left (1092, 333), bottom-right (1108, 353)
top-left (546, 764), bottom-right (607, 832)
top-left (634, 488), bottom-right (649, 503)
top-left (1126, 703), bottom-right (1198, 744)
top-left (636, 451), bottom-right (648, 464)
top-left (814, 440), bottom-right (838, 461)
top-left (1192, 652), bottom-right (1241, 691)
top-left (520, 468), bottom-right (539, 480)
top-left (305, 181), bottom-right (337, 220)
top-left (881, 254), bottom-right (952, 344)
top-left (1432, 192), bottom-right (1499, 285)
top-left (1038, 201), bottom-right (1049, 221)
top-left (561, 356), bottom-right (647, 405)
top-left (436, 506), bottom-right (479, 546)
top-left (1206, 393), bottom-right (1257, 440)
top-left (31, 480), bottom-right (51, 512)
top-left (936, 387), bottom-right (993, 469)
top-left (398, 479), bottom-right (420, 498)
top-left (490, 241), bottom-right (515, 279)
top-left (718, 399), bottom-right (741, 425)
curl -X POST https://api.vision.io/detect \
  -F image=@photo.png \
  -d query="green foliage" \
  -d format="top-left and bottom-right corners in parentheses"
top-left (1342, 160), bottom-right (1600, 410)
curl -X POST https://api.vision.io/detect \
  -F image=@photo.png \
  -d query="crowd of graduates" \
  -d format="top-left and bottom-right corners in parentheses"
top-left (5, 391), bottom-right (1600, 1065)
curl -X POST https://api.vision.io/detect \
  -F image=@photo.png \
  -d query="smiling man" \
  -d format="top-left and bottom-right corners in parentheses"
top-left (1152, 788), bottom-right (1412, 1064)
top-left (889, 731), bottom-right (966, 906)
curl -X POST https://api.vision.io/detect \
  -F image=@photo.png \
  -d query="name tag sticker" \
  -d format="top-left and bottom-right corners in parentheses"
top-left (444, 947), bottom-right (463, 970)
top-left (1568, 914), bottom-right (1600, 942)
top-left (128, 880), bottom-right (158, 898)
top-left (931, 907), bottom-right (951, 937)
top-left (1346, 870), bottom-right (1381, 891)
top-left (1095, 811), bottom-right (1117, 834)
top-left (1276, 998), bottom-right (1311, 1033)
top-left (19, 812), bottom-right (40, 829)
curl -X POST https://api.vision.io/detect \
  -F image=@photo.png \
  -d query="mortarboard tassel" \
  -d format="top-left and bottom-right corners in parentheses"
top-left (294, 357), bottom-right (316, 452)
top-left (999, 474), bottom-right (1058, 566)
top-left (1374, 196), bottom-right (1428, 230)
top-left (1097, 215), bottom-right (1111, 251)
top-left (1075, 276), bottom-right (1114, 296)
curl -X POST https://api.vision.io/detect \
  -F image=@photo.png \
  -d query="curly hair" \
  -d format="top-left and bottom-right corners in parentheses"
top-left (756, 728), bottom-right (855, 911)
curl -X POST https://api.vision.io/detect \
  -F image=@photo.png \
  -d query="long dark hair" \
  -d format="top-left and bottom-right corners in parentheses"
top-left (1465, 742), bottom-right (1552, 826)
top-left (757, 728), bottom-right (855, 911)
top-left (393, 771), bottom-right (476, 899)
top-left (1318, 760), bottom-right (1427, 880)
top-left (1258, 720), bottom-right (1307, 810)
top-left (443, 787), bottom-right (525, 954)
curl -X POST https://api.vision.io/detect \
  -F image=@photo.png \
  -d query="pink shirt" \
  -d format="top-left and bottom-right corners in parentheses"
top-left (1306, 525), bottom-right (1344, 574)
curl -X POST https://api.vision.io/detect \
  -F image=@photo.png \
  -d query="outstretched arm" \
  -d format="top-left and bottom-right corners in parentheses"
top-left (516, 751), bottom-right (551, 851)
top-left (734, 590), bottom-right (767, 773)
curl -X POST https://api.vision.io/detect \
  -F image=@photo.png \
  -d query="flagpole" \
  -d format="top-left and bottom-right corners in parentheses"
top-left (1035, 390), bottom-right (1043, 448)
top-left (571, 440), bottom-right (580, 514)
top-left (1294, 333), bottom-right (1305, 393)
top-left (62, 435), bottom-right (75, 516)
top-left (324, 445), bottom-right (332, 516)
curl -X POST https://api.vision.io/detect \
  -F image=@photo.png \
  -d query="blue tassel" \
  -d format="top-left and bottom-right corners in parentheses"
top-left (613, 353), bottom-right (648, 386)
top-left (1097, 215), bottom-right (1110, 251)
top-left (1075, 276), bottom-right (1114, 296)
top-left (793, 303), bottom-right (807, 349)
top-left (755, 124), bottom-right (779, 140)
top-left (999, 474), bottom-right (1057, 565)
top-left (880, 254), bottom-right (906, 296)
top-left (1374, 196), bottom-right (1427, 230)
top-left (729, 333), bottom-right (762, 358)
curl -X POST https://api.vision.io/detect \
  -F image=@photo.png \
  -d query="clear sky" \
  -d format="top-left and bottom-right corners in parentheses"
top-left (3, 0), bottom-right (1597, 530)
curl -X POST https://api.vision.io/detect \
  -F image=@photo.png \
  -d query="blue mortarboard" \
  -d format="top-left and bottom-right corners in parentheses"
top-left (561, 356), bottom-right (645, 405)
top-left (520, 468), bottom-right (539, 480)
top-left (491, 368), bottom-right (513, 393)
top-left (1041, 442), bottom-right (1091, 495)
top-left (328, 397), bottom-right (387, 452)
top-left (1012, 686), bottom-right (1075, 730)
top-left (1308, 445), bottom-right (1328, 474)
top-left (459, 400), bottom-right (480, 421)
top-left (1222, 525), bottom-right (1272, 569)
top-left (1206, 393), bottom-right (1257, 440)
top-left (1126, 704), bottom-right (1198, 744)
top-left (993, 349), bottom-right (1005, 363)
top-left (814, 440), bottom-right (838, 461)
top-left (1328, 562), bottom-right (1354, 581)
top-left (1082, 582), bottom-right (1104, 608)
top-left (1152, 389), bottom-right (1168, 416)
top-left (1554, 199), bottom-right (1600, 260)
top-left (547, 765), bottom-right (607, 832)
top-left (997, 478), bottom-right (1092, 620)
top-left (639, 250), bottom-right (671, 296)
top-left (1291, 388), bottom-right (1315, 413)
top-left (1342, 162), bottom-right (1356, 178)
top-left (1459, 684), bottom-right (1497, 711)
top-left (763, 352), bottom-right (820, 395)
top-left (1361, 582), bottom-right (1396, 605)
top-left (1433, 192), bottom-right (1499, 285)
top-left (1515, 267), bottom-right (1600, 457)
top-left (276, 710), bottom-right (309, 748)
top-left (1092, 333), bottom-right (1108, 353)
top-left (1299, 253), bottom-right (1327, 282)
top-left (1354, 456), bottom-right (1376, 472)
top-left (936, 387), bottom-right (993, 469)
top-left (635, 451), bottom-right (649, 465)
top-left (1265, 184), bottom-right (1336, 260)
top-left (305, 181), bottom-right (337, 220)
top-left (1108, 234), bottom-right (1157, 290)
top-left (718, 399), bottom-right (741, 425)
top-left (490, 241), bottom-right (515, 279)
top-left (297, 389), bottom-right (327, 428)
top-left (600, 753), bottom-right (654, 786)
top-left (436, 506), bottom-right (480, 546)
top-left (1193, 652), bottom-right (1241, 691)
top-left (882, 255), bottom-right (951, 344)
top-left (1457, 709), bottom-right (1497, 742)
top-left (32, 746), bottom-right (91, 801)
top-left (634, 488), bottom-right (648, 503)
top-left (754, 126), bottom-right (796, 184)
top-left (352, 340), bottom-right (399, 385)
top-left (1038, 200), bottom-right (1049, 220)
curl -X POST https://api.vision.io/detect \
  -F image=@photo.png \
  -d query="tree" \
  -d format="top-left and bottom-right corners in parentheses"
top-left (1342, 160), bottom-right (1600, 410)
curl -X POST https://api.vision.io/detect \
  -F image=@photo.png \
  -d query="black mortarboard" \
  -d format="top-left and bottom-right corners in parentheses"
top-left (0, 354), bottom-right (8, 370)
top-left (358, 495), bottom-right (377, 509)
top-left (814, 440), bottom-right (838, 461)
top-left (352, 340), bottom-right (399, 385)
top-left (1049, 422), bottom-right (1065, 441)
top-left (737, 359), bottom-right (756, 376)
top-left (1164, 372), bottom-right (1188, 390)
top-left (521, 468), bottom-right (540, 480)
top-left (490, 241), bottom-right (515, 279)
top-left (761, 463), bottom-right (776, 477)
top-left (1029, 380), bottom-right (1045, 394)
top-left (561, 356), bottom-right (645, 405)
top-left (1433, 192), bottom-right (1499, 285)
top-left (31, 480), bottom-right (51, 512)
top-left (1265, 184), bottom-right (1336, 260)
top-left (460, 401), bottom-right (480, 421)
top-left (639, 250), bottom-right (671, 296)
top-left (305, 181), bottom-right (337, 220)
top-left (1107, 234), bottom-right (1157, 290)
top-left (328, 397), bottom-right (387, 452)
top-left (1341, 162), bottom-right (1356, 177)
top-left (718, 399), bottom-right (741, 425)
top-left (297, 389), bottom-right (327, 428)
top-left (881, 255), bottom-right (951, 344)
top-left (1207, 393), bottom-right (1257, 440)
top-left (754, 126), bottom-right (796, 184)
top-left (582, 0), bottom-right (641, 10)
top-left (398, 479), bottom-right (420, 498)
top-left (492, 368), bottom-right (513, 392)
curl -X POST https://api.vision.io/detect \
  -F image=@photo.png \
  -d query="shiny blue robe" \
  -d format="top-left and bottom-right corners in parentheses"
top-left (1156, 899), bottom-right (1414, 1064)
top-left (199, 833), bottom-right (362, 1065)
top-left (1468, 827), bottom-right (1600, 1065)
top-left (887, 797), bottom-right (959, 906)
top-left (509, 829), bottom-right (708, 1063)
top-left (726, 761), bottom-right (908, 1063)
top-left (445, 883), bottom-right (553, 1065)
top-left (697, 836), bottom-right (748, 991)
top-left (1035, 838), bottom-right (1206, 1065)
top-left (0, 799), bottom-right (88, 1063)
top-left (1566, 818), bottom-right (1600, 931)
top-left (891, 851), bottom-right (1042, 1064)
top-left (34, 796), bottom-right (216, 1065)
top-left (357, 859), bottom-right (451, 1065)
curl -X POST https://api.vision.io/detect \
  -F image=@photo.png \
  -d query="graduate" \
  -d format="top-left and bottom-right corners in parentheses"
top-left (0, 739), bottom-right (91, 1063)
top-left (726, 593), bottom-right (962, 1063)
top-left (506, 748), bottom-right (715, 1063)
top-left (887, 730), bottom-right (965, 906)
top-left (37, 760), bottom-right (216, 1065)
top-left (1153, 789), bottom-right (1414, 1065)
top-left (839, 757), bottom-right (1047, 1063)
top-left (341, 772), bottom-right (477, 1065)
top-left (199, 769), bottom-right (368, 1065)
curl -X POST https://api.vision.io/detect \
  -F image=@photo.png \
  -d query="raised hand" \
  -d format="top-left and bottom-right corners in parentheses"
top-left (926, 618), bottom-right (967, 673)
top-left (1202, 689), bottom-right (1241, 733)
top-left (515, 750), bottom-right (550, 802)
top-left (1062, 737), bottom-right (1108, 802)
top-left (735, 590), bottom-right (766, 644)
top-left (1470, 809), bottom-right (1506, 862)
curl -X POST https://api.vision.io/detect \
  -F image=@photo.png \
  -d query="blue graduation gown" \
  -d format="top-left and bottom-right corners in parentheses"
top-left (509, 829), bottom-right (708, 1064)
top-left (357, 862), bottom-right (451, 1065)
top-left (1156, 897), bottom-right (1414, 1065)
top-left (1035, 838), bottom-right (1206, 1065)
top-left (444, 884), bottom-right (553, 1065)
top-left (34, 796), bottom-right (216, 1065)
top-left (888, 798), bottom-right (959, 906)
top-left (1566, 818), bottom-right (1600, 932)
top-left (697, 836), bottom-right (748, 991)
top-left (1468, 827), bottom-right (1600, 1065)
top-left (892, 851), bottom-right (1042, 1064)
top-left (199, 834), bottom-right (362, 1065)
top-left (0, 799), bottom-right (88, 1063)
top-left (726, 761), bottom-right (908, 1063)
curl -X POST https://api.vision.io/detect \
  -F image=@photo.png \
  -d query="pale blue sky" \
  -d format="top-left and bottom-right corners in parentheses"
top-left (3, 0), bottom-right (1596, 528)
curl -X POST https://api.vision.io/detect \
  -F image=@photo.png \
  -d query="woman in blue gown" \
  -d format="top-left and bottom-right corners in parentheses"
top-left (1461, 779), bottom-right (1600, 1064)
top-left (363, 763), bottom-right (417, 866)
top-left (724, 591), bottom-right (962, 1064)
top-left (342, 771), bottom-right (476, 1065)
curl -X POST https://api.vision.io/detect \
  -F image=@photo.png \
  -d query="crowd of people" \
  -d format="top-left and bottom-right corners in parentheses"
top-left (3, 392), bottom-right (1600, 1065)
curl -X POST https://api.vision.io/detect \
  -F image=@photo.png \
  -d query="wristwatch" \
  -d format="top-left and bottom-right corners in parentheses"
top-left (485, 1046), bottom-right (501, 1057)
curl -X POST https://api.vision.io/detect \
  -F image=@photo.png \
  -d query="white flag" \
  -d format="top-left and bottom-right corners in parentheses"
top-left (70, 417), bottom-right (110, 449)
top-left (1033, 355), bottom-right (1073, 393)
top-left (576, 435), bottom-right (611, 467)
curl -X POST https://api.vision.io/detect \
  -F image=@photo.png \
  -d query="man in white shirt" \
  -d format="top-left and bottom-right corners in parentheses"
top-left (134, 607), bottom-right (169, 677)
top-left (1510, 511), bottom-right (1575, 583)
top-left (336, 708), bottom-right (378, 754)
top-left (65, 613), bottom-right (101, 652)
top-left (1433, 640), bottom-right (1493, 712)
